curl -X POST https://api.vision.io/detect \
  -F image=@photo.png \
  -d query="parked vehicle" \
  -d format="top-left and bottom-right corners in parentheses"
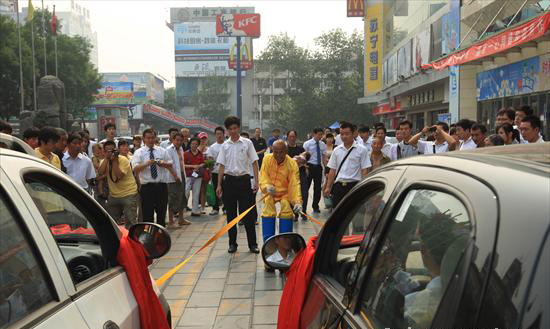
top-left (0, 148), bottom-right (172, 328)
top-left (0, 132), bottom-right (35, 155)
top-left (264, 143), bottom-right (550, 329)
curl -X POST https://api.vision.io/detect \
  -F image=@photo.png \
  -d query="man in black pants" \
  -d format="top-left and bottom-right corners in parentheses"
top-left (216, 116), bottom-right (260, 254)
top-left (132, 128), bottom-right (173, 227)
top-left (324, 122), bottom-right (371, 208)
top-left (206, 126), bottom-right (226, 215)
top-left (302, 128), bottom-right (327, 216)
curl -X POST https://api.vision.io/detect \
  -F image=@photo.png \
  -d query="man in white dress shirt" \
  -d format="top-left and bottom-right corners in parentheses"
top-left (324, 122), bottom-right (371, 208)
top-left (160, 127), bottom-right (179, 149)
top-left (132, 128), bottom-right (173, 227)
top-left (303, 128), bottom-right (327, 214)
top-left (520, 116), bottom-right (545, 143)
top-left (63, 133), bottom-right (96, 193)
top-left (216, 116), bottom-right (260, 254)
top-left (389, 120), bottom-right (420, 160)
top-left (456, 119), bottom-right (477, 150)
top-left (408, 122), bottom-right (457, 154)
top-left (166, 133), bottom-right (189, 226)
top-left (206, 126), bottom-right (225, 215)
top-left (358, 125), bottom-right (372, 154)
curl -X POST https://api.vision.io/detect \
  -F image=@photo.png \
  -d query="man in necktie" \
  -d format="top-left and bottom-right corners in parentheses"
top-left (302, 128), bottom-right (327, 217)
top-left (132, 128), bottom-right (173, 227)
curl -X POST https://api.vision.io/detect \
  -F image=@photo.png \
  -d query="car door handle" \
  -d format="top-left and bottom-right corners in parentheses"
top-left (103, 320), bottom-right (120, 329)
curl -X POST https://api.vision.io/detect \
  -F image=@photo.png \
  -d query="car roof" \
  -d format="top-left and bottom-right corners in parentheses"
top-left (0, 133), bottom-right (36, 155)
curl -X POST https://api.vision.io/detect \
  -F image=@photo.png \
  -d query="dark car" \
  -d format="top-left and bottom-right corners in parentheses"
top-left (264, 143), bottom-right (549, 329)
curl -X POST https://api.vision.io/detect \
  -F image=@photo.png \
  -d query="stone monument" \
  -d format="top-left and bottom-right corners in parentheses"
top-left (31, 75), bottom-right (67, 130)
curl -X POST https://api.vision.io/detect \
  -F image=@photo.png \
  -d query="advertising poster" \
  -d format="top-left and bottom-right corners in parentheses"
top-left (447, 0), bottom-right (460, 123)
top-left (413, 28), bottom-right (431, 71)
top-left (431, 18), bottom-right (442, 60)
top-left (365, 1), bottom-right (383, 94)
top-left (216, 14), bottom-right (261, 38)
top-left (95, 82), bottom-right (133, 105)
top-left (476, 56), bottom-right (540, 101)
top-left (397, 40), bottom-right (412, 78)
top-left (387, 52), bottom-right (398, 86)
top-left (540, 53), bottom-right (550, 91)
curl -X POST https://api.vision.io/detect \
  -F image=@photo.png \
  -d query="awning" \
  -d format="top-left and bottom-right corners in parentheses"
top-left (423, 11), bottom-right (550, 71)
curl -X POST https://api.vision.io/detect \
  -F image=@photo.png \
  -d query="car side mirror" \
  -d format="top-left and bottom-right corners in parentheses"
top-left (261, 233), bottom-right (306, 271)
top-left (128, 223), bottom-right (171, 259)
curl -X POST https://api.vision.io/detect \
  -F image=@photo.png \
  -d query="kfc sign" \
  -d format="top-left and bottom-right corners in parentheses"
top-left (216, 14), bottom-right (261, 38)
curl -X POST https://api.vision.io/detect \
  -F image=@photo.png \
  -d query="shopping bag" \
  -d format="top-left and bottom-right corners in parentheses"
top-left (206, 182), bottom-right (216, 206)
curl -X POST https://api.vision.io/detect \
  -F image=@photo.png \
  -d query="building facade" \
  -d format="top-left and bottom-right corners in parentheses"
top-left (359, 0), bottom-right (550, 137)
top-left (170, 6), bottom-right (256, 128)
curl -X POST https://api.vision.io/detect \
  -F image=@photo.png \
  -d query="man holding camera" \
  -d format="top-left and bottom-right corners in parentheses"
top-left (132, 128), bottom-right (173, 227)
top-left (408, 122), bottom-right (457, 154)
top-left (99, 140), bottom-right (139, 227)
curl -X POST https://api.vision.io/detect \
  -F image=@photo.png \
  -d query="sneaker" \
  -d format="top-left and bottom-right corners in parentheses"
top-left (201, 207), bottom-right (206, 214)
top-left (209, 209), bottom-right (219, 216)
top-left (313, 208), bottom-right (321, 214)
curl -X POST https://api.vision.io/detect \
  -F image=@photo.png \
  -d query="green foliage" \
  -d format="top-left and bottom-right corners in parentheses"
top-left (260, 30), bottom-right (375, 137)
top-left (0, 10), bottom-right (100, 120)
top-left (190, 75), bottom-right (230, 124)
top-left (164, 87), bottom-right (177, 112)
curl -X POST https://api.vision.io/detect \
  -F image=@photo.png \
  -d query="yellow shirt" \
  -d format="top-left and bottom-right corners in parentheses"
top-left (259, 154), bottom-right (302, 204)
top-left (100, 156), bottom-right (138, 198)
top-left (35, 148), bottom-right (61, 170)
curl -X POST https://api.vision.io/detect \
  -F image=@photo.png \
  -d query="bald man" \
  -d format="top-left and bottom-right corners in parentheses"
top-left (259, 140), bottom-right (302, 242)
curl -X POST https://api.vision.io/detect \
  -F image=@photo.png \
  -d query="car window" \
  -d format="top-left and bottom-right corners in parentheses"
top-left (24, 177), bottom-right (110, 285)
top-left (360, 189), bottom-right (471, 329)
top-left (0, 190), bottom-right (54, 328)
top-left (331, 188), bottom-right (385, 287)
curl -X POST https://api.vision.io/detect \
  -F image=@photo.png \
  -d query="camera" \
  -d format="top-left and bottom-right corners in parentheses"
top-left (112, 150), bottom-right (120, 158)
top-left (428, 126), bottom-right (437, 133)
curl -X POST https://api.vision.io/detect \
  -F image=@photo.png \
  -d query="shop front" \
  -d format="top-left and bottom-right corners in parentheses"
top-left (476, 54), bottom-right (550, 136)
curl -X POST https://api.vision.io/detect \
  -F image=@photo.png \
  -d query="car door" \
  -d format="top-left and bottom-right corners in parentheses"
top-left (3, 159), bottom-right (142, 329)
top-left (0, 169), bottom-right (90, 329)
top-left (338, 166), bottom-right (499, 329)
top-left (299, 166), bottom-right (406, 329)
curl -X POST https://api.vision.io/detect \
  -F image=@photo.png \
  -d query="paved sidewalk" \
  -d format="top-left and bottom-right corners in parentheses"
top-left (149, 204), bottom-right (329, 329)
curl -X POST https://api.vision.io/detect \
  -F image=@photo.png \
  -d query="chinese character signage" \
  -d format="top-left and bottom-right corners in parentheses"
top-left (476, 56), bottom-right (540, 101)
top-left (171, 7), bottom-right (255, 23)
top-left (365, 1), bottom-right (383, 94)
top-left (216, 14), bottom-right (261, 38)
top-left (347, 0), bottom-right (364, 17)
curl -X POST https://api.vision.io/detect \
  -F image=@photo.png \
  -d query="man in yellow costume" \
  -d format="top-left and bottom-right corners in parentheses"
top-left (260, 140), bottom-right (302, 242)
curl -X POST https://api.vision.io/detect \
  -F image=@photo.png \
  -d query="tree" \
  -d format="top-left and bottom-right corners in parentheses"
top-left (190, 75), bottom-right (230, 124)
top-left (0, 10), bottom-right (101, 121)
top-left (163, 87), bottom-right (177, 112)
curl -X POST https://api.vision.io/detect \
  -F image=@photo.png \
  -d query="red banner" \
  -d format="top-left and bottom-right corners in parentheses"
top-left (347, 0), bottom-right (364, 17)
top-left (424, 12), bottom-right (550, 71)
top-left (143, 104), bottom-right (217, 132)
top-left (216, 14), bottom-right (261, 38)
top-left (372, 101), bottom-right (401, 115)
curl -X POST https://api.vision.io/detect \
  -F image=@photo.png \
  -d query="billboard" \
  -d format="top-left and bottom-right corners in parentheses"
top-left (365, 1), bottom-right (383, 94)
top-left (170, 7), bottom-right (255, 24)
top-left (101, 73), bottom-right (164, 104)
top-left (228, 42), bottom-right (253, 70)
top-left (347, 0), bottom-right (364, 17)
top-left (386, 53), bottom-right (398, 86)
top-left (216, 14), bottom-right (261, 38)
top-left (476, 56), bottom-right (540, 101)
top-left (174, 21), bottom-right (252, 77)
top-left (413, 28), bottom-right (431, 71)
top-left (95, 82), bottom-right (133, 104)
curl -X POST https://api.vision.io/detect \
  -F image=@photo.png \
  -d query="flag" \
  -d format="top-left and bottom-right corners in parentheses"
top-left (52, 5), bottom-right (57, 36)
top-left (27, 0), bottom-right (34, 22)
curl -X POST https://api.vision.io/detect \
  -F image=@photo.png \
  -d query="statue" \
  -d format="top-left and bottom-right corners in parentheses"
top-left (33, 75), bottom-right (67, 129)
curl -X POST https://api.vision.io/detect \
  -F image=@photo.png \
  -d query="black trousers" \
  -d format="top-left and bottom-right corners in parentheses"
top-left (140, 182), bottom-right (168, 227)
top-left (331, 181), bottom-right (358, 209)
top-left (222, 175), bottom-right (258, 248)
top-left (304, 164), bottom-right (323, 212)
top-left (211, 173), bottom-right (223, 211)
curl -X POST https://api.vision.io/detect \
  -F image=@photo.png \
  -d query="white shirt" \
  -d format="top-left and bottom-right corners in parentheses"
top-left (327, 142), bottom-right (371, 183)
top-left (131, 145), bottom-right (172, 184)
top-left (165, 144), bottom-right (184, 182)
top-left (381, 143), bottom-right (392, 158)
top-left (87, 140), bottom-right (96, 157)
top-left (360, 138), bottom-right (372, 154)
top-left (266, 249), bottom-right (296, 267)
top-left (522, 135), bottom-right (545, 144)
top-left (459, 137), bottom-right (477, 150)
top-left (216, 137), bottom-right (259, 176)
top-left (303, 138), bottom-right (327, 165)
top-left (334, 134), bottom-right (342, 146)
top-left (206, 142), bottom-right (224, 173)
top-left (417, 140), bottom-right (449, 154)
top-left (160, 139), bottom-right (172, 149)
top-left (62, 152), bottom-right (96, 190)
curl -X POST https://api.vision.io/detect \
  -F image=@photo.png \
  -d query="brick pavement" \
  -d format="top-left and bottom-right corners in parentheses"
top-left (149, 200), bottom-right (329, 329)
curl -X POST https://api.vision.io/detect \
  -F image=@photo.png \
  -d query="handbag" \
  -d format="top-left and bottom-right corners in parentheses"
top-left (206, 182), bottom-right (216, 206)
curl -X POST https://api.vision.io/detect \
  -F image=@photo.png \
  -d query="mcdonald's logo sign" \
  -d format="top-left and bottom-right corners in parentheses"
top-left (228, 42), bottom-right (253, 70)
top-left (347, 0), bottom-right (364, 17)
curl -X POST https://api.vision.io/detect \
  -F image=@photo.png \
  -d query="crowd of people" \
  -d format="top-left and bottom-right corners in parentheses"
top-left (0, 104), bottom-right (545, 254)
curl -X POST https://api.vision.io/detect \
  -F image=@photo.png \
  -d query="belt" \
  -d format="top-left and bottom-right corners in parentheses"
top-left (335, 181), bottom-right (359, 187)
top-left (142, 182), bottom-right (166, 186)
top-left (224, 174), bottom-right (250, 179)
